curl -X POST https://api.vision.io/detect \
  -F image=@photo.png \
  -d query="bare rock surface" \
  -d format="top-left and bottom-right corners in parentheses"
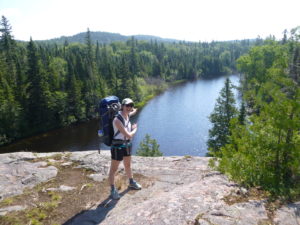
top-left (273, 202), bottom-right (300, 225)
top-left (0, 151), bottom-right (299, 225)
top-left (0, 152), bottom-right (58, 200)
top-left (46, 185), bottom-right (76, 192)
top-left (0, 205), bottom-right (27, 216)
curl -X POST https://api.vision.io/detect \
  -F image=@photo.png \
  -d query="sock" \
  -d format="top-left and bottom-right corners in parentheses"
top-left (129, 178), bottom-right (134, 184)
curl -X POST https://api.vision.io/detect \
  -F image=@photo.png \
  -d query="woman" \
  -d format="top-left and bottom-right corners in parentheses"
top-left (108, 98), bottom-right (142, 200)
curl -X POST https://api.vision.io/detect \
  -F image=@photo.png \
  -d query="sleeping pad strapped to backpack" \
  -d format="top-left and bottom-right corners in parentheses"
top-left (99, 96), bottom-right (122, 147)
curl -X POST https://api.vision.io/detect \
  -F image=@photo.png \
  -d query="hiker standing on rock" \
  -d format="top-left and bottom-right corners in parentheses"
top-left (108, 98), bottom-right (142, 200)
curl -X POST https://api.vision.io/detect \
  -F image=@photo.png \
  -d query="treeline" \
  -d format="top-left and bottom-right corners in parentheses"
top-left (0, 16), bottom-right (253, 146)
top-left (39, 31), bottom-right (178, 45)
top-left (208, 27), bottom-right (300, 198)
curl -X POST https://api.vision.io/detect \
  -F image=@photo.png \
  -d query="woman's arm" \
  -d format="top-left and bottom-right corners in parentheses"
top-left (114, 118), bottom-right (137, 139)
top-left (129, 108), bottom-right (138, 117)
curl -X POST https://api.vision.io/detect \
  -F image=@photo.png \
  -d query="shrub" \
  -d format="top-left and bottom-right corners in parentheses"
top-left (136, 134), bottom-right (163, 157)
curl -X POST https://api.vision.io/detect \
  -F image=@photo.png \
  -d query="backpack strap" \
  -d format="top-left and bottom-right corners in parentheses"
top-left (113, 114), bottom-right (128, 139)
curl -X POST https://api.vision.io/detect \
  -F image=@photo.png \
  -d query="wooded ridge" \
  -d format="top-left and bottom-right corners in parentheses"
top-left (34, 31), bottom-right (181, 45)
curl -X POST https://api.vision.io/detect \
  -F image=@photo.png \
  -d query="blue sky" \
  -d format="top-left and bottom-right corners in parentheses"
top-left (0, 0), bottom-right (299, 42)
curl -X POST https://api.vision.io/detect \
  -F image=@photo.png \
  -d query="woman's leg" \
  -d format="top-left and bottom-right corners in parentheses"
top-left (124, 156), bottom-right (142, 190)
top-left (123, 156), bottom-right (133, 180)
top-left (109, 159), bottom-right (121, 186)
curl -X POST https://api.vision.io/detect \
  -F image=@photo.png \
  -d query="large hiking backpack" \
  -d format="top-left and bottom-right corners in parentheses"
top-left (99, 96), bottom-right (122, 146)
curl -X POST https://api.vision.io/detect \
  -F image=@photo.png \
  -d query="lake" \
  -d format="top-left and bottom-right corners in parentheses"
top-left (0, 75), bottom-right (240, 156)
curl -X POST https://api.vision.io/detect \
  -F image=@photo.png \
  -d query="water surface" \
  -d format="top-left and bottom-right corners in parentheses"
top-left (131, 74), bottom-right (240, 156)
top-left (0, 75), bottom-right (240, 156)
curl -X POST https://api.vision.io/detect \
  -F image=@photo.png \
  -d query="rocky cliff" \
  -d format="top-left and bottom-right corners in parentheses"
top-left (0, 151), bottom-right (299, 225)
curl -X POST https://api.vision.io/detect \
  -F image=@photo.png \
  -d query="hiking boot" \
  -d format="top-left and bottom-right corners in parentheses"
top-left (129, 180), bottom-right (142, 190)
top-left (110, 188), bottom-right (120, 200)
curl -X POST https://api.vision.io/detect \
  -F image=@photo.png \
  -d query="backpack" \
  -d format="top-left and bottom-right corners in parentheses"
top-left (98, 96), bottom-right (123, 147)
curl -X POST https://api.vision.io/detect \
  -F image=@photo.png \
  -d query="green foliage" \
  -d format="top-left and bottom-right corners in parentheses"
top-left (238, 101), bottom-right (246, 125)
top-left (136, 134), bottom-right (163, 157)
top-left (0, 215), bottom-right (22, 225)
top-left (207, 78), bottom-right (238, 156)
top-left (208, 158), bottom-right (218, 169)
top-left (0, 197), bottom-right (13, 206)
top-left (218, 30), bottom-right (300, 198)
top-left (26, 208), bottom-right (47, 222)
top-left (0, 16), bottom-right (253, 146)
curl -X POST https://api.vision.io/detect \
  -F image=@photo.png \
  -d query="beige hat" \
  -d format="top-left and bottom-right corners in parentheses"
top-left (122, 98), bottom-right (134, 105)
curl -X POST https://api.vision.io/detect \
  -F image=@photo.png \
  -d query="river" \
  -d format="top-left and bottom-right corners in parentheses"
top-left (0, 75), bottom-right (240, 156)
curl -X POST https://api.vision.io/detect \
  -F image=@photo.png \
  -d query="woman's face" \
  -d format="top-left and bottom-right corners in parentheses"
top-left (123, 103), bottom-right (134, 113)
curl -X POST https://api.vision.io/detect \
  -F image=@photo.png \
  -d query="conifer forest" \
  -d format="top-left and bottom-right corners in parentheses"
top-left (0, 16), bottom-right (252, 145)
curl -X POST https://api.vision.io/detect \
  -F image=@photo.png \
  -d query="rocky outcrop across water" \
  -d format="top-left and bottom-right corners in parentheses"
top-left (0, 151), bottom-right (299, 225)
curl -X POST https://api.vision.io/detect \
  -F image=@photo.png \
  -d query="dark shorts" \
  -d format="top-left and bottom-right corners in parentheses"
top-left (111, 143), bottom-right (132, 161)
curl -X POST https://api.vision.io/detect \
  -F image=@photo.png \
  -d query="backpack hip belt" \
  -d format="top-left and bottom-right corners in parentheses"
top-left (112, 139), bottom-right (131, 145)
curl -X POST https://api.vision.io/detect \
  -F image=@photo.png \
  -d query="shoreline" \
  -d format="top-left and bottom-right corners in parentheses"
top-left (0, 78), bottom-right (189, 154)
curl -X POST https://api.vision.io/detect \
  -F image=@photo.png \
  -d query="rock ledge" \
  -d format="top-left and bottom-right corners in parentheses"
top-left (0, 151), bottom-right (299, 225)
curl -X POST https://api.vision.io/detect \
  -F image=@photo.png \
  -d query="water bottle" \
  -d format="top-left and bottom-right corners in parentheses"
top-left (98, 129), bottom-right (104, 137)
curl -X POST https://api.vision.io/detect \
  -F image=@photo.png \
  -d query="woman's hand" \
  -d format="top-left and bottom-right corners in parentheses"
top-left (130, 108), bottom-right (138, 116)
top-left (132, 123), bottom-right (138, 130)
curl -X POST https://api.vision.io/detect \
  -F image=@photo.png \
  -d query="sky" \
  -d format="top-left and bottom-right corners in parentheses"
top-left (0, 0), bottom-right (299, 42)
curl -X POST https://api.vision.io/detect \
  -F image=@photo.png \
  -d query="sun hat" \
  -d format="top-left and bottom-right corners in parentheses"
top-left (122, 98), bottom-right (134, 105)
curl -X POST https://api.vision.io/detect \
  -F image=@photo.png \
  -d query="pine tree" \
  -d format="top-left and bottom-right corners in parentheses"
top-left (136, 134), bottom-right (163, 157)
top-left (117, 55), bottom-right (134, 100)
top-left (85, 28), bottom-right (93, 66)
top-left (129, 36), bottom-right (139, 76)
top-left (0, 16), bottom-right (17, 88)
top-left (26, 38), bottom-right (52, 131)
top-left (0, 16), bottom-right (15, 52)
top-left (0, 54), bottom-right (21, 144)
top-left (207, 78), bottom-right (238, 156)
top-left (238, 101), bottom-right (246, 125)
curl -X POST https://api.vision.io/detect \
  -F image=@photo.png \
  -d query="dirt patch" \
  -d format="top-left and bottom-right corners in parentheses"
top-left (223, 187), bottom-right (270, 205)
top-left (223, 187), bottom-right (282, 224)
top-left (0, 162), bottom-right (154, 225)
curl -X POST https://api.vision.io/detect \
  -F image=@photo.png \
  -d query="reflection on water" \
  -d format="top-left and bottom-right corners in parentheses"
top-left (0, 119), bottom-right (101, 153)
top-left (0, 75), bottom-right (240, 156)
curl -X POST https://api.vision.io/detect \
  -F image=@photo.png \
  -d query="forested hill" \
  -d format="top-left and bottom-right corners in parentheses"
top-left (35, 31), bottom-right (180, 45)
